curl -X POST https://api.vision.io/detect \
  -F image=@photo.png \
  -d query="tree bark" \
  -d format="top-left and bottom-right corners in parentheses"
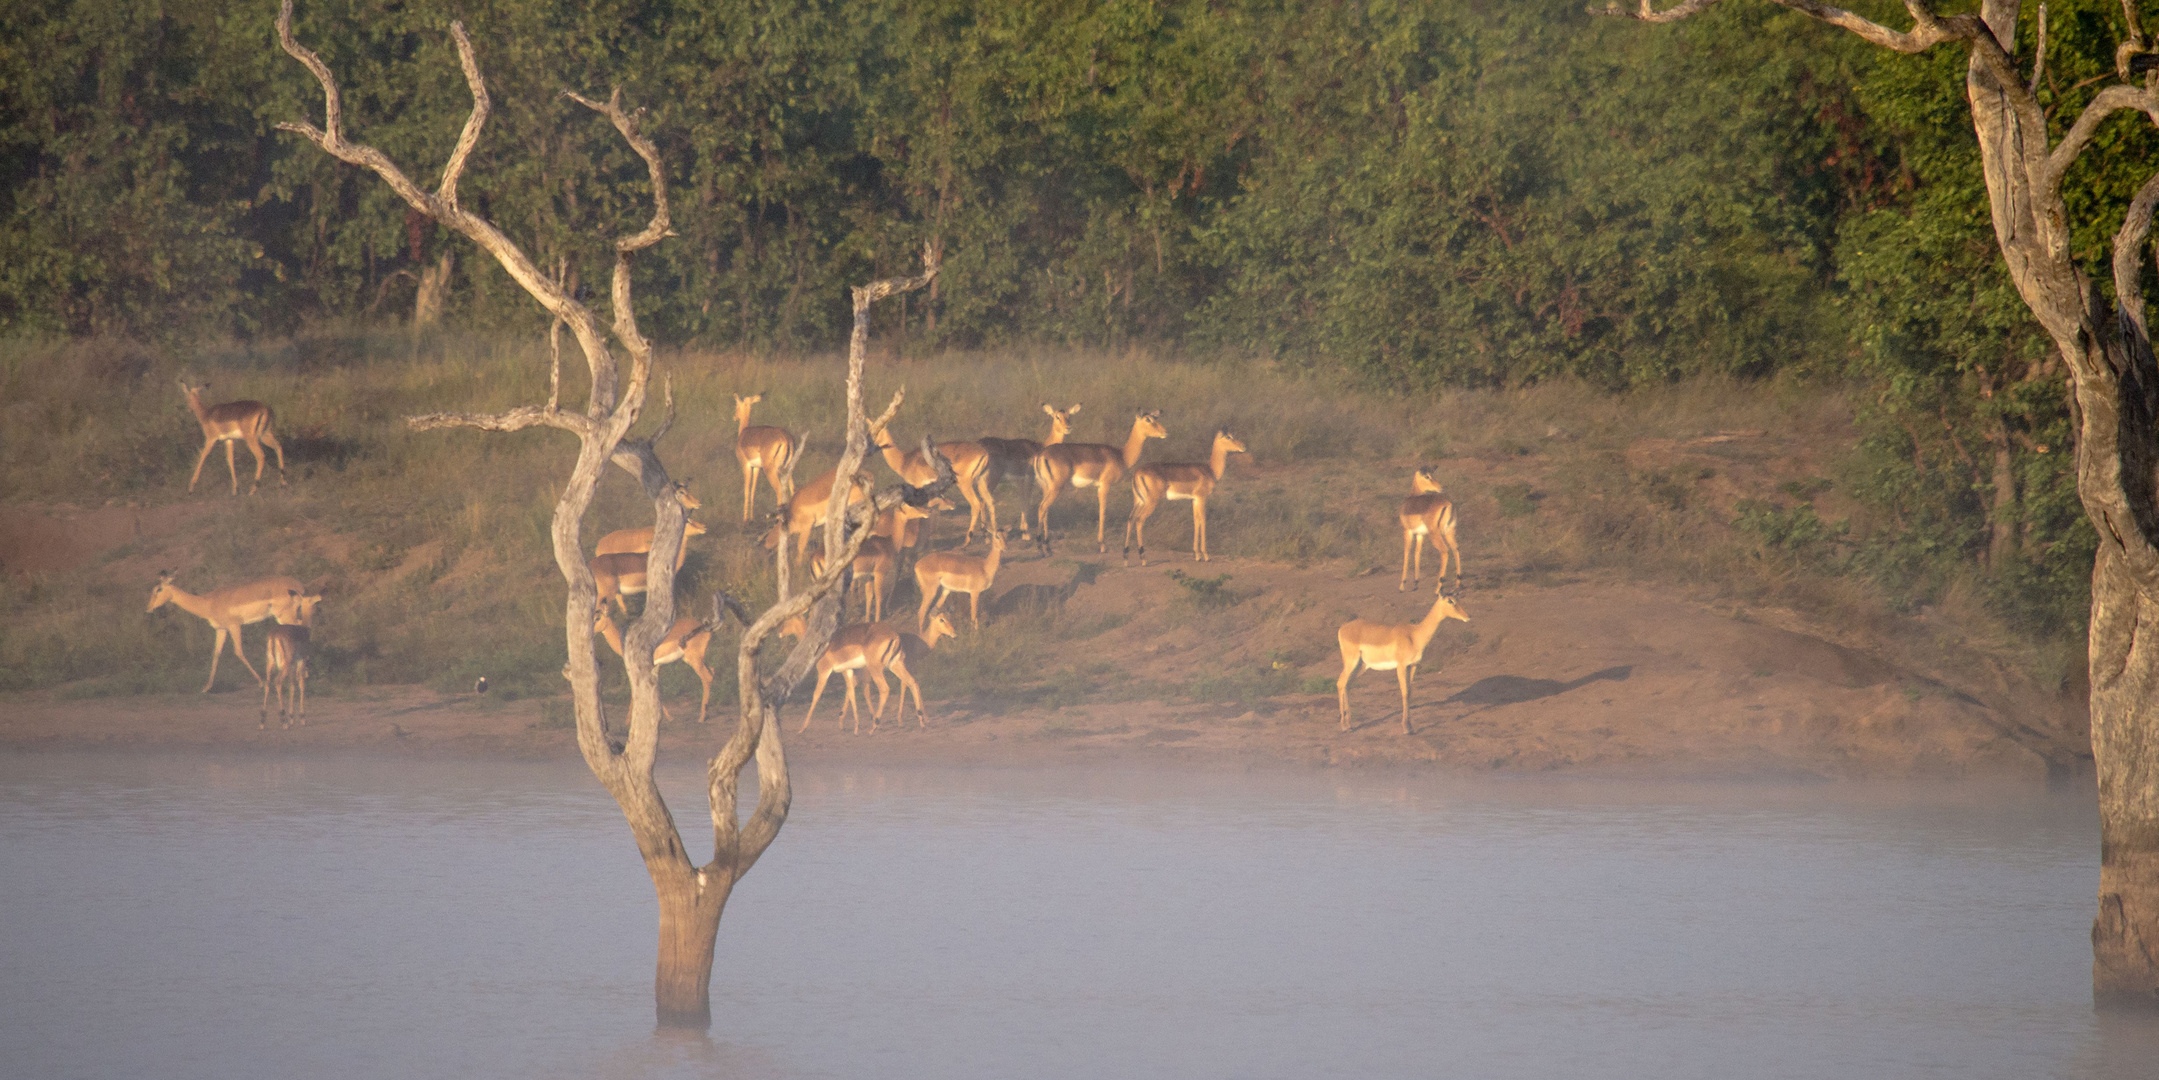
top-left (1989, 415), bottom-right (2019, 567)
top-left (1610, 0), bottom-right (2159, 1004)
top-left (413, 250), bottom-right (454, 328)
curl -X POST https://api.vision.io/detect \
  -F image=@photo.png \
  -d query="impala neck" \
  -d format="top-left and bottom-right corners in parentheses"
top-left (1121, 422), bottom-right (1152, 468)
top-left (596, 616), bottom-right (626, 658)
top-left (735, 403), bottom-right (754, 434)
top-left (1210, 441), bottom-right (1234, 481)
top-left (183, 390), bottom-right (211, 424)
top-left (875, 434), bottom-right (910, 473)
top-left (1409, 592), bottom-right (1453, 654)
top-left (983, 541), bottom-right (1004, 579)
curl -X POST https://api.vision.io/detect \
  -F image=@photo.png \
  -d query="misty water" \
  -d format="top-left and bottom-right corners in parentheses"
top-left (4, 753), bottom-right (2156, 1080)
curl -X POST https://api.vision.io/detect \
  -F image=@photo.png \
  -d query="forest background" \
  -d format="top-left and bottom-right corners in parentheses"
top-left (3, 0), bottom-right (2147, 707)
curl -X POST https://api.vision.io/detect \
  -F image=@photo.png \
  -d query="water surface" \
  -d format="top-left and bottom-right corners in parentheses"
top-left (1, 752), bottom-right (2151, 1079)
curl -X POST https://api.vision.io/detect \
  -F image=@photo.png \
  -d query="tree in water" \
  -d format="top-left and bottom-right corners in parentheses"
top-left (1611, 0), bottom-right (2159, 1006)
top-left (274, 0), bottom-right (949, 1027)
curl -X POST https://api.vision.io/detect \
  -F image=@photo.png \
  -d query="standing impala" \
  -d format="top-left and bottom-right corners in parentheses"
top-left (914, 527), bottom-right (1006, 630)
top-left (761, 466), bottom-right (873, 566)
top-left (784, 611), bottom-right (959, 734)
top-left (1033, 409), bottom-right (1167, 554)
top-left (977, 403), bottom-right (1079, 540)
top-left (596, 487), bottom-right (705, 558)
top-left (180, 380), bottom-right (287, 495)
top-left (148, 571), bottom-right (307, 692)
top-left (593, 609), bottom-right (718, 725)
top-left (1335, 584), bottom-right (1470, 735)
top-left (1398, 468), bottom-right (1460, 592)
top-left (734, 393), bottom-right (797, 522)
top-left (261, 591), bottom-right (321, 729)
top-left (1124, 430), bottom-right (1247, 566)
top-left (812, 501), bottom-right (927, 622)
top-left (870, 424), bottom-right (994, 545)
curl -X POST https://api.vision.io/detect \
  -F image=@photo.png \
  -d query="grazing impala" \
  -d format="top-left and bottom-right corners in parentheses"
top-left (595, 487), bottom-right (705, 558)
top-left (1336, 584), bottom-right (1471, 735)
top-left (180, 380), bottom-right (287, 495)
top-left (1398, 468), bottom-right (1460, 592)
top-left (914, 527), bottom-right (1006, 630)
top-left (148, 571), bottom-right (307, 692)
top-left (783, 612), bottom-right (959, 734)
top-left (1033, 409), bottom-right (1167, 554)
top-left (1124, 430), bottom-right (1248, 566)
top-left (977, 403), bottom-right (1079, 540)
top-left (593, 609), bottom-right (718, 724)
top-left (761, 466), bottom-right (874, 566)
top-left (734, 393), bottom-right (797, 522)
top-left (871, 424), bottom-right (995, 545)
top-left (261, 591), bottom-right (322, 729)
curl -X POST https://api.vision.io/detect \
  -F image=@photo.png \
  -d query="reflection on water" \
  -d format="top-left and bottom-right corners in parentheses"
top-left (1, 752), bottom-right (2153, 1080)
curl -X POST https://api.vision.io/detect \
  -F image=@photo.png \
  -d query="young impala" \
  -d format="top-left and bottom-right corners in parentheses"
top-left (261, 591), bottom-right (322, 729)
top-left (734, 393), bottom-right (797, 522)
top-left (1124, 430), bottom-right (1247, 566)
top-left (761, 466), bottom-right (873, 566)
top-left (1336, 584), bottom-right (1471, 735)
top-left (1398, 468), bottom-right (1461, 592)
top-left (181, 379), bottom-right (287, 495)
top-left (1033, 409), bottom-right (1167, 554)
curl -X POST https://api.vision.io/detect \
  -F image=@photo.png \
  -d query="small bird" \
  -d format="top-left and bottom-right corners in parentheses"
top-left (474, 676), bottom-right (488, 694)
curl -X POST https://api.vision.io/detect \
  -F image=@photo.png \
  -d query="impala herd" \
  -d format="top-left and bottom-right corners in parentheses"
top-left (150, 378), bottom-right (1470, 736)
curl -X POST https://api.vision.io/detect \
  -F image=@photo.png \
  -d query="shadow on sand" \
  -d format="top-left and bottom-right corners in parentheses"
top-left (1442, 666), bottom-right (1634, 708)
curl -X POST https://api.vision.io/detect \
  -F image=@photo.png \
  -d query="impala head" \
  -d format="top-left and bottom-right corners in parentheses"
top-left (760, 510), bottom-right (788, 550)
top-left (294, 592), bottom-right (324, 625)
top-left (923, 611), bottom-right (958, 647)
top-left (684, 519), bottom-right (710, 540)
top-left (1435, 587), bottom-right (1470, 624)
top-left (1214, 430), bottom-right (1248, 455)
top-left (1042, 403), bottom-right (1081, 438)
top-left (672, 483), bottom-right (702, 511)
top-left (1136, 409), bottom-right (1168, 440)
top-left (898, 500), bottom-right (934, 521)
top-left (989, 527), bottom-right (1008, 553)
top-left (869, 423), bottom-right (898, 450)
top-left (147, 570), bottom-right (179, 612)
top-left (1412, 468), bottom-right (1443, 495)
top-left (924, 496), bottom-right (956, 512)
top-left (734, 392), bottom-right (762, 417)
top-left (777, 614), bottom-right (807, 640)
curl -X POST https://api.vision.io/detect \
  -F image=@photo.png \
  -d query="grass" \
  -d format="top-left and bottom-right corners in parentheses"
top-left (0, 327), bottom-right (2065, 712)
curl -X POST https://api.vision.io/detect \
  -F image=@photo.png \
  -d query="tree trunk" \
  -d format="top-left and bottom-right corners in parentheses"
top-left (414, 250), bottom-right (454, 328)
top-left (2091, 537), bottom-right (2159, 1005)
top-left (653, 866), bottom-right (729, 1027)
top-left (1988, 416), bottom-right (2018, 567)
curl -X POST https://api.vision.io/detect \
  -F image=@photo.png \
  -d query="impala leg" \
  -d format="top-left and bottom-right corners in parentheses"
top-left (969, 590), bottom-right (981, 631)
top-left (842, 671), bottom-right (864, 735)
top-left (1398, 667), bottom-right (1414, 736)
top-left (1337, 656), bottom-right (1361, 731)
top-left (228, 624), bottom-right (265, 686)
top-left (243, 434), bottom-right (268, 493)
top-left (1095, 485), bottom-right (1110, 554)
top-left (890, 658), bottom-right (926, 728)
top-left (261, 659), bottom-right (274, 728)
top-left (689, 657), bottom-right (714, 724)
top-left (866, 666), bottom-right (893, 733)
top-left (976, 474), bottom-right (1000, 540)
top-left (189, 438), bottom-right (217, 492)
top-left (261, 428), bottom-right (286, 482)
top-left (742, 462), bottom-right (758, 522)
top-left (1192, 498), bottom-right (1205, 562)
top-left (1441, 531), bottom-right (1461, 590)
top-left (294, 658), bottom-right (307, 724)
top-left (800, 668), bottom-right (837, 733)
top-left (223, 440), bottom-right (241, 495)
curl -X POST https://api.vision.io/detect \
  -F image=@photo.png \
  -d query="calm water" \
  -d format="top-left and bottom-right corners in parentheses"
top-left (2, 751), bottom-right (2153, 1080)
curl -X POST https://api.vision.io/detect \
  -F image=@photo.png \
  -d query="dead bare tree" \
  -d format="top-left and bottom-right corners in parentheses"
top-left (1608, 0), bottom-right (2159, 1005)
top-left (274, 0), bottom-right (948, 1026)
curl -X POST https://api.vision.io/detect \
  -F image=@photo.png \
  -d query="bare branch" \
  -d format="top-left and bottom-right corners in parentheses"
top-left (1601, 0), bottom-right (1980, 53)
top-left (2046, 85), bottom-right (2159, 188)
top-left (406, 405), bottom-right (592, 436)
top-left (436, 22), bottom-right (489, 210)
top-left (2113, 169), bottom-right (2159, 340)
top-left (2032, 3), bottom-right (2049, 97)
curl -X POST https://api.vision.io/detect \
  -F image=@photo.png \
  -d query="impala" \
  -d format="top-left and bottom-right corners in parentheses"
top-left (976, 403), bottom-right (1080, 540)
top-left (1336, 585), bottom-right (1471, 735)
top-left (595, 519), bottom-right (707, 560)
top-left (1033, 409), bottom-right (1167, 554)
top-left (1398, 468), bottom-right (1461, 592)
top-left (593, 609), bottom-right (718, 725)
top-left (1124, 430), bottom-right (1247, 566)
top-left (148, 570), bottom-right (307, 692)
top-left (261, 591), bottom-right (322, 729)
top-left (914, 527), bottom-right (1006, 630)
top-left (812, 500), bottom-right (928, 622)
top-left (734, 393), bottom-right (797, 522)
top-left (871, 424), bottom-right (995, 545)
top-left (761, 466), bottom-right (873, 566)
top-left (590, 552), bottom-right (655, 616)
top-left (784, 612), bottom-right (958, 734)
top-left (181, 379), bottom-right (287, 495)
